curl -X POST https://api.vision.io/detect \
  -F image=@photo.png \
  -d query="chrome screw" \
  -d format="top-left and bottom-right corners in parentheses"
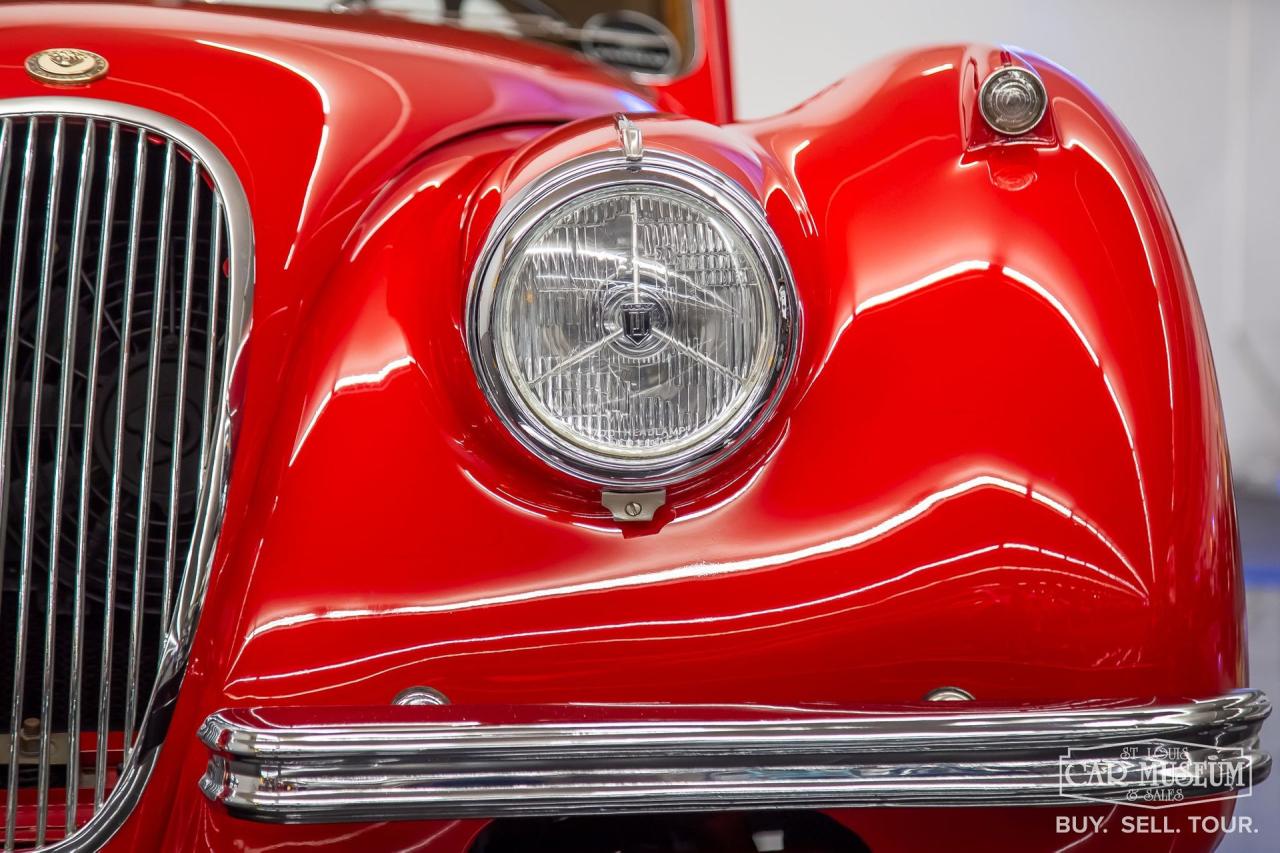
top-left (18, 717), bottom-right (40, 756)
top-left (624, 501), bottom-right (643, 518)
top-left (393, 686), bottom-right (450, 706)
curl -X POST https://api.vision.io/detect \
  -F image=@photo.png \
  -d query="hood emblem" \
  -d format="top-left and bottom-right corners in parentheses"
top-left (26, 48), bottom-right (108, 85)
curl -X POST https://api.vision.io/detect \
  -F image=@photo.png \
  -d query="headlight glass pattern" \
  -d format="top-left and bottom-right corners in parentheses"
top-left (469, 154), bottom-right (796, 485)
top-left (501, 186), bottom-right (776, 456)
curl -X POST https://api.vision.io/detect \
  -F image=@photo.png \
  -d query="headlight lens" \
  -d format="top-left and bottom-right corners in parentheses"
top-left (469, 152), bottom-right (796, 485)
top-left (502, 187), bottom-right (776, 455)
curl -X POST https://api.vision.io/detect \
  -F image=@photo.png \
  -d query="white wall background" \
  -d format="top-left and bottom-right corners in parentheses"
top-left (729, 0), bottom-right (1280, 496)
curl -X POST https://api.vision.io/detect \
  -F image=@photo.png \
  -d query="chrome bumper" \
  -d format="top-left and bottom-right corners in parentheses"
top-left (198, 690), bottom-right (1270, 823)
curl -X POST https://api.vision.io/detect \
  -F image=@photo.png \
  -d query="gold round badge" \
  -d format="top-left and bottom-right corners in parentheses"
top-left (25, 48), bottom-right (108, 85)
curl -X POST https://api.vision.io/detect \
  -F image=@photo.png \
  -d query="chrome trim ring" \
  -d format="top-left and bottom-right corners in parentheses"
top-left (978, 64), bottom-right (1049, 136)
top-left (199, 691), bottom-right (1269, 822)
top-left (466, 149), bottom-right (799, 487)
top-left (0, 96), bottom-right (252, 851)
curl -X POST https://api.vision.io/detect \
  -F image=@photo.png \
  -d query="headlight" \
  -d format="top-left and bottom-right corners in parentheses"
top-left (467, 147), bottom-right (797, 486)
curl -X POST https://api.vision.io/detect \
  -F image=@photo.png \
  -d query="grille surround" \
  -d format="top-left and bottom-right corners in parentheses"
top-left (0, 98), bottom-right (251, 851)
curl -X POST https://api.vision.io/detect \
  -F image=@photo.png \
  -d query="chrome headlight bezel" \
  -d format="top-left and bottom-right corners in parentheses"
top-left (466, 149), bottom-right (798, 487)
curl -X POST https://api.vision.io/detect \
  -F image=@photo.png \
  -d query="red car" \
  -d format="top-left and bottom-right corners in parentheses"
top-left (0, 1), bottom-right (1269, 851)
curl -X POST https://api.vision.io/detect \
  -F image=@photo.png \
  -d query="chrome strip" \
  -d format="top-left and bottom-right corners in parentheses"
top-left (163, 158), bottom-right (200, 656)
top-left (199, 691), bottom-right (1271, 822)
top-left (198, 201), bottom-right (222, 480)
top-left (0, 118), bottom-right (11, 844)
top-left (84, 120), bottom-right (120, 815)
top-left (38, 118), bottom-right (93, 845)
top-left (70, 120), bottom-right (117, 833)
top-left (97, 125), bottom-right (146, 809)
top-left (123, 139), bottom-right (175, 761)
top-left (18, 114), bottom-right (63, 848)
top-left (0, 117), bottom-right (36, 852)
top-left (0, 97), bottom-right (253, 851)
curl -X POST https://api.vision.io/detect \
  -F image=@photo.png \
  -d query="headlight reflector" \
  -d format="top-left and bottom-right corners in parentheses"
top-left (468, 153), bottom-right (796, 485)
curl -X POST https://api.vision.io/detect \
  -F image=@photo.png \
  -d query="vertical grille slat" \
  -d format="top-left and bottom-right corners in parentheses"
top-left (162, 157), bottom-right (199, 645)
top-left (89, 120), bottom-right (121, 816)
top-left (35, 116), bottom-right (88, 847)
top-left (105, 126), bottom-right (147, 786)
top-left (31, 114), bottom-right (64, 845)
top-left (122, 138), bottom-right (175, 762)
top-left (198, 200), bottom-right (222, 482)
top-left (1, 104), bottom-right (242, 849)
top-left (0, 120), bottom-right (11, 234)
top-left (5, 117), bottom-right (43, 852)
top-left (0, 115), bottom-right (21, 850)
top-left (58, 118), bottom-right (97, 838)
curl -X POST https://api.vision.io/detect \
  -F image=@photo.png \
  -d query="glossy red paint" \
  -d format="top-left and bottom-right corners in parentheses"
top-left (181, 803), bottom-right (1246, 853)
top-left (658, 0), bottom-right (736, 122)
top-left (0, 3), bottom-right (1245, 851)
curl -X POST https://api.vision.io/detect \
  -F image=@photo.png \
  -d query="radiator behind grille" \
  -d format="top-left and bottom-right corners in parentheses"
top-left (0, 110), bottom-right (234, 848)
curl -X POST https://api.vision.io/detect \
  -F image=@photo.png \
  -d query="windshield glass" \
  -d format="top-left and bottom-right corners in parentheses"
top-left (236, 0), bottom-right (698, 79)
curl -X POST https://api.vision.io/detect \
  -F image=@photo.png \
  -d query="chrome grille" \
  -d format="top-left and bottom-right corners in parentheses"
top-left (0, 103), bottom-right (246, 849)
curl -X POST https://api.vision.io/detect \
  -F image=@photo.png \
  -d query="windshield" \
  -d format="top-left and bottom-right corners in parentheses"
top-left (236, 0), bottom-right (698, 79)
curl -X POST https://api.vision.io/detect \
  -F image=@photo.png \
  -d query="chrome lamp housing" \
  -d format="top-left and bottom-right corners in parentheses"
top-left (466, 148), bottom-right (798, 487)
